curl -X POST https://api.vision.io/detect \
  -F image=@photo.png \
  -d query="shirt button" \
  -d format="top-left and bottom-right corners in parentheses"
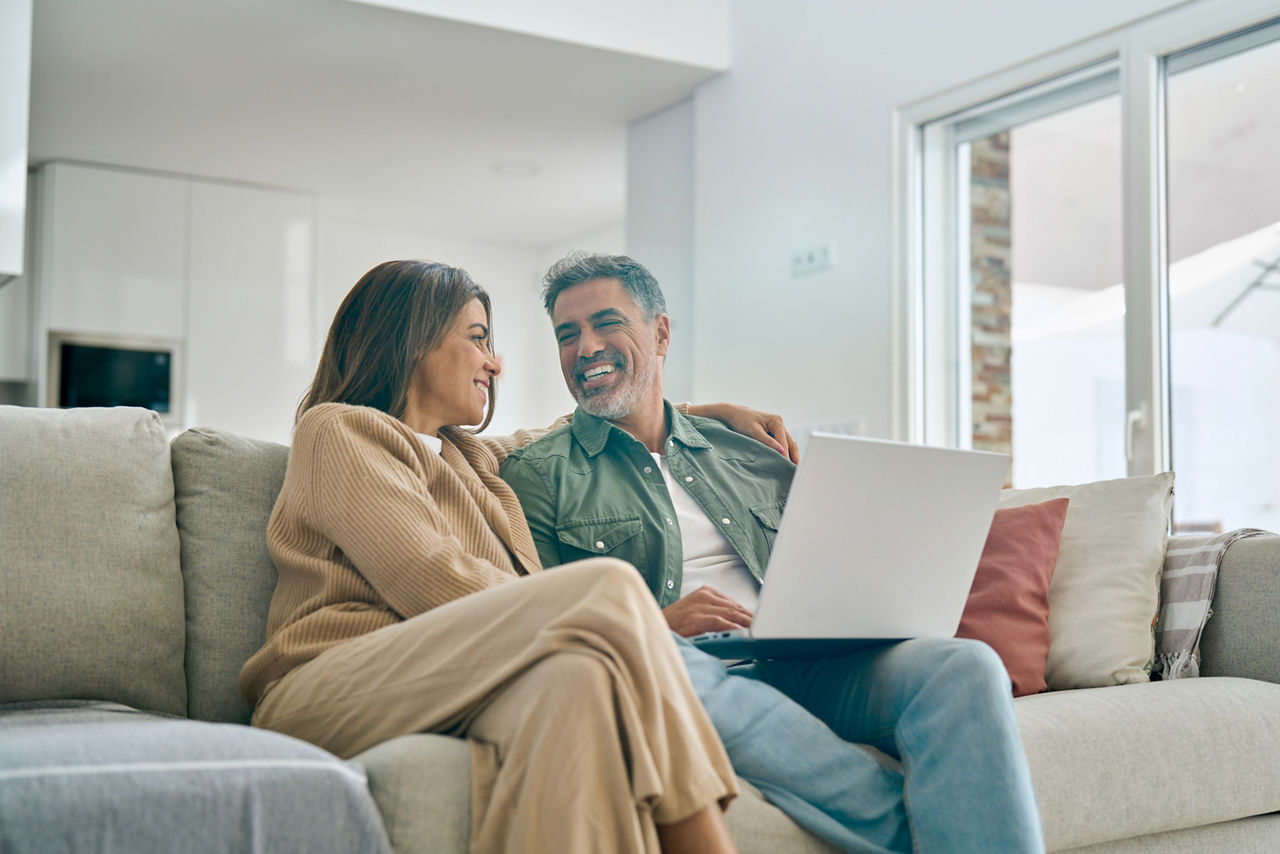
top-left (721, 518), bottom-right (731, 526)
top-left (643, 465), bottom-right (653, 473)
top-left (666, 518), bottom-right (673, 525)
top-left (684, 476), bottom-right (693, 483)
top-left (666, 580), bottom-right (675, 589)
top-left (595, 540), bottom-right (605, 550)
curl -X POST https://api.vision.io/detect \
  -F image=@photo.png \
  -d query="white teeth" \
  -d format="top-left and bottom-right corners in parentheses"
top-left (583, 365), bottom-right (614, 380)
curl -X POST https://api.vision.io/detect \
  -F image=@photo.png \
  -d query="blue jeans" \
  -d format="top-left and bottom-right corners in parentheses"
top-left (674, 636), bottom-right (1044, 853)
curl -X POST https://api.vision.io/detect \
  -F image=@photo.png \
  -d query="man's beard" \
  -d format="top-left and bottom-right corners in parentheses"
top-left (572, 353), bottom-right (657, 421)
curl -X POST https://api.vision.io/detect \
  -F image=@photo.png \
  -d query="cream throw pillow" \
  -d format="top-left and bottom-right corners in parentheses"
top-left (998, 472), bottom-right (1174, 690)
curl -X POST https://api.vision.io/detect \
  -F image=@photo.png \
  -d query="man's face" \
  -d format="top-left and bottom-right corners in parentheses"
top-left (551, 277), bottom-right (670, 421)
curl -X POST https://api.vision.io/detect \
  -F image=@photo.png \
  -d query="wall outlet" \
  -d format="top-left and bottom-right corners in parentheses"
top-left (789, 242), bottom-right (835, 278)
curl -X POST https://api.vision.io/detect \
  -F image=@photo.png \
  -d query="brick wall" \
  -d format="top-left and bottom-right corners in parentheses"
top-left (969, 131), bottom-right (1012, 463)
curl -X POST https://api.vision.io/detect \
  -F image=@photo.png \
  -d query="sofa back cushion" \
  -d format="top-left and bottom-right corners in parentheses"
top-left (0, 406), bottom-right (187, 716)
top-left (998, 472), bottom-right (1174, 690)
top-left (956, 497), bottom-right (1070, 697)
top-left (171, 427), bottom-right (288, 724)
top-left (1200, 533), bottom-right (1280, 682)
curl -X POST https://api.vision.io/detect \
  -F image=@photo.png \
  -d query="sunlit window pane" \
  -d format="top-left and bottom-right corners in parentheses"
top-left (967, 94), bottom-right (1125, 488)
top-left (1167, 32), bottom-right (1280, 533)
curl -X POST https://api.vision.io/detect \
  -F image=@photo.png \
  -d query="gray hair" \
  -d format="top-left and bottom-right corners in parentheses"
top-left (541, 252), bottom-right (667, 320)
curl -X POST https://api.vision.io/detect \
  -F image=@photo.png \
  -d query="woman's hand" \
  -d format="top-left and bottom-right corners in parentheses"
top-left (688, 402), bottom-right (800, 463)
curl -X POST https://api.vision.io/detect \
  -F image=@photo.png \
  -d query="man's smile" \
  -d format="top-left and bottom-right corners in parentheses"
top-left (578, 359), bottom-right (624, 392)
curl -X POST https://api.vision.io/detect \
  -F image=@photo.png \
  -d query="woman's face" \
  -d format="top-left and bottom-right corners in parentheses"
top-left (403, 298), bottom-right (499, 436)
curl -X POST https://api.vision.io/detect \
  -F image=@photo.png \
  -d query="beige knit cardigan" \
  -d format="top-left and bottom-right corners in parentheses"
top-left (238, 403), bottom-right (556, 704)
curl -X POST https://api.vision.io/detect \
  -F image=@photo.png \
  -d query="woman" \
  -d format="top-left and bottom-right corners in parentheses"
top-left (239, 260), bottom-right (752, 854)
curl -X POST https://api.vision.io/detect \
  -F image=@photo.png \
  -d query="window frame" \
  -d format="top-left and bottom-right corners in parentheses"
top-left (891, 0), bottom-right (1280, 478)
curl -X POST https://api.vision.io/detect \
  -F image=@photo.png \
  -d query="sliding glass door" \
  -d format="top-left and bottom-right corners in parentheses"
top-left (907, 9), bottom-right (1280, 530)
top-left (919, 66), bottom-right (1125, 486)
top-left (1166, 28), bottom-right (1280, 533)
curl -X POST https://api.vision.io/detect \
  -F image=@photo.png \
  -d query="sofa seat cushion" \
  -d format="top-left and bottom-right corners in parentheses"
top-left (726, 777), bottom-right (844, 854)
top-left (1017, 677), bottom-right (1280, 850)
top-left (1058, 813), bottom-right (1280, 854)
top-left (0, 701), bottom-right (391, 853)
top-left (353, 733), bottom-right (472, 854)
top-left (353, 732), bottom-right (843, 854)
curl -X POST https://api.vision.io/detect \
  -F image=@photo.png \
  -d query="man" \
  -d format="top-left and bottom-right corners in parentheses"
top-left (500, 252), bottom-right (1044, 853)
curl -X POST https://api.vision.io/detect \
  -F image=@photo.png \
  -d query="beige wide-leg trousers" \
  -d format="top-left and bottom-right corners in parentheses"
top-left (252, 559), bottom-right (737, 854)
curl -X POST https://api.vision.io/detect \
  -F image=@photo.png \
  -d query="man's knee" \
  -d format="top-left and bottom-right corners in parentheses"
top-left (942, 636), bottom-right (1002, 665)
top-left (928, 637), bottom-right (1011, 696)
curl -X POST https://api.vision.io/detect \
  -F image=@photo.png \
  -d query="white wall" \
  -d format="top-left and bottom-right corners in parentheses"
top-left (627, 100), bottom-right (695, 404)
top-left (537, 219), bottom-right (626, 274)
top-left (635, 0), bottom-right (1185, 439)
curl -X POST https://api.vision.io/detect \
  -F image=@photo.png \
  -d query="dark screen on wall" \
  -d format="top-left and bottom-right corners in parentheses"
top-left (58, 343), bottom-right (172, 413)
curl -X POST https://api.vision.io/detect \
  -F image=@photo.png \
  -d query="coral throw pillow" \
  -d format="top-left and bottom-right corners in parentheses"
top-left (956, 498), bottom-right (1070, 697)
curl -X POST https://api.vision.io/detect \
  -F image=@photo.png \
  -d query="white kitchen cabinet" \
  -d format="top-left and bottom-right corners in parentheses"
top-left (38, 163), bottom-right (188, 340)
top-left (0, 0), bottom-right (32, 277)
top-left (0, 270), bottom-right (30, 381)
top-left (186, 180), bottom-right (315, 443)
top-left (28, 162), bottom-right (316, 441)
top-left (1, 181), bottom-right (35, 387)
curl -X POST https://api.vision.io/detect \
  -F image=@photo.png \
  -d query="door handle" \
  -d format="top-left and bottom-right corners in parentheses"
top-left (1125, 404), bottom-right (1147, 463)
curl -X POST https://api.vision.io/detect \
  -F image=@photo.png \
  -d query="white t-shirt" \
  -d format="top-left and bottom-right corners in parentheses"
top-left (653, 452), bottom-right (760, 610)
top-left (417, 432), bottom-right (443, 454)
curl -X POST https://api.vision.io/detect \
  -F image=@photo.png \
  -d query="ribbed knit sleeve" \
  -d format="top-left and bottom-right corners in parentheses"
top-left (305, 406), bottom-right (521, 609)
top-left (239, 404), bottom-right (530, 704)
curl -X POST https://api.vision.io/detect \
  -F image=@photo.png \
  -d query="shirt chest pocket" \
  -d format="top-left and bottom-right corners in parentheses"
top-left (749, 501), bottom-right (786, 554)
top-left (555, 515), bottom-right (646, 567)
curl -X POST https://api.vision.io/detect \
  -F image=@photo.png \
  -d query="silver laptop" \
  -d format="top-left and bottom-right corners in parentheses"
top-left (690, 432), bottom-right (1010, 659)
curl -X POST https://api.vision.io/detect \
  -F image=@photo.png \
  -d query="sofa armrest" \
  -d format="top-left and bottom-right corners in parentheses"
top-left (1199, 534), bottom-right (1280, 682)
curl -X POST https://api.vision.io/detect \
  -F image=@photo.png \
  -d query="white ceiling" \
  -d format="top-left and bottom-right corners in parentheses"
top-left (28, 0), bottom-right (723, 247)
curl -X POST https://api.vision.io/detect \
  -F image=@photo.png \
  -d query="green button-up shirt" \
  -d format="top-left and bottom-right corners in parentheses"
top-left (499, 401), bottom-right (796, 607)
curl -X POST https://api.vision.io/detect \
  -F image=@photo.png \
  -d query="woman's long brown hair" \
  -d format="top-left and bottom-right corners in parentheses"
top-left (298, 260), bottom-right (496, 430)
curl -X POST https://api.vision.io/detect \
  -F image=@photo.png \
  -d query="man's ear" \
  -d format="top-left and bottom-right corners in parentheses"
top-left (654, 314), bottom-right (671, 357)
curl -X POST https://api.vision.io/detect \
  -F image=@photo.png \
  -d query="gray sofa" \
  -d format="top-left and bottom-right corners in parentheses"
top-left (2, 404), bottom-right (1279, 852)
